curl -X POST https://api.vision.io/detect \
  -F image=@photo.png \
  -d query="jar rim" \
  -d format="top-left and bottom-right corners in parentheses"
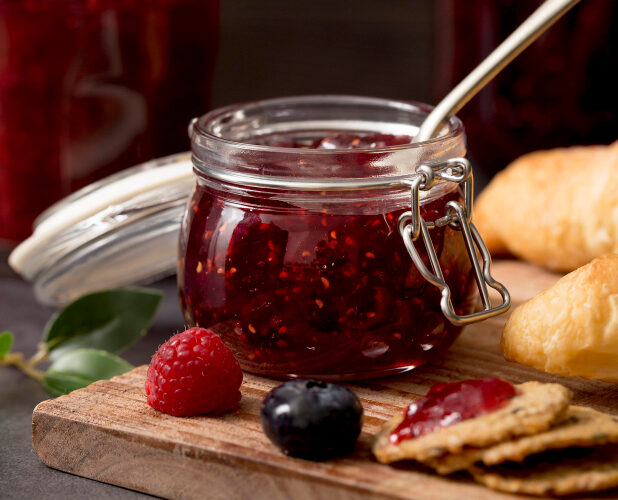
top-left (190, 95), bottom-right (466, 191)
top-left (192, 94), bottom-right (464, 155)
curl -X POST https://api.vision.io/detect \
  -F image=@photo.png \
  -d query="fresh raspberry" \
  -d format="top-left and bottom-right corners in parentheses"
top-left (145, 327), bottom-right (243, 417)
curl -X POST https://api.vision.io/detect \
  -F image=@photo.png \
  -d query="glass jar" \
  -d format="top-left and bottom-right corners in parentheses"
top-left (179, 96), bottom-right (507, 380)
top-left (0, 0), bottom-right (219, 243)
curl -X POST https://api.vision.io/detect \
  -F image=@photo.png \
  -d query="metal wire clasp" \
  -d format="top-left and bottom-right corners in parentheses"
top-left (398, 158), bottom-right (510, 326)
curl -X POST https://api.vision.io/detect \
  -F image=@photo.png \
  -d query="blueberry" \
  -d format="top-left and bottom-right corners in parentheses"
top-left (260, 379), bottom-right (363, 460)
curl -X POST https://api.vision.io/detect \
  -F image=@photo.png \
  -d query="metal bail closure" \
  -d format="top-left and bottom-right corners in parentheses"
top-left (398, 158), bottom-right (510, 326)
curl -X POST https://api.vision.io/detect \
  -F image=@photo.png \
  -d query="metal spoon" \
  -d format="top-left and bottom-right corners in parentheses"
top-left (414, 0), bottom-right (582, 142)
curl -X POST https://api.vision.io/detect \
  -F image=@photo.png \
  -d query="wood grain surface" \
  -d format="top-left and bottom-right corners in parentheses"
top-left (31, 260), bottom-right (618, 500)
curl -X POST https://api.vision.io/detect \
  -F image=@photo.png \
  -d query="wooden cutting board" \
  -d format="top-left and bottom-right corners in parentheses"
top-left (31, 260), bottom-right (618, 500)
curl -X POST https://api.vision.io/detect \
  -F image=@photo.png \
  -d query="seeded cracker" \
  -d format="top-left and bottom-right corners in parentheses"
top-left (422, 448), bottom-right (485, 475)
top-left (470, 444), bottom-right (618, 496)
top-left (423, 405), bottom-right (618, 474)
top-left (372, 382), bottom-right (571, 464)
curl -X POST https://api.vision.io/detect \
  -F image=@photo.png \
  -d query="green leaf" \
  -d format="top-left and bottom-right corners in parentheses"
top-left (43, 288), bottom-right (163, 361)
top-left (43, 348), bottom-right (134, 396)
top-left (0, 331), bottom-right (13, 359)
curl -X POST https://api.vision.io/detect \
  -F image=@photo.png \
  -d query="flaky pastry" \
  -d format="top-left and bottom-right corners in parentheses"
top-left (501, 254), bottom-right (618, 382)
top-left (474, 142), bottom-right (618, 272)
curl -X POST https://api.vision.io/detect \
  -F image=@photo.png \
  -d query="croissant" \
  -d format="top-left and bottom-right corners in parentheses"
top-left (474, 142), bottom-right (618, 272)
top-left (501, 254), bottom-right (618, 382)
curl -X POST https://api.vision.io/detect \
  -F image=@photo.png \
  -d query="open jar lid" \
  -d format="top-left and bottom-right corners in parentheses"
top-left (9, 153), bottom-right (194, 306)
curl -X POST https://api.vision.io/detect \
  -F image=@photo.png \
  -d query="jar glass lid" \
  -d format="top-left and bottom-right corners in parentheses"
top-left (9, 153), bottom-right (193, 306)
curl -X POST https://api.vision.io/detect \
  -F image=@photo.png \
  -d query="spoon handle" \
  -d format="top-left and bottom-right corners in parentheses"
top-left (414, 0), bottom-right (581, 142)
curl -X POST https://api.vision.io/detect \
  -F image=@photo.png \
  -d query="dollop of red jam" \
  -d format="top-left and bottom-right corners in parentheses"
top-left (390, 378), bottom-right (516, 444)
top-left (179, 132), bottom-right (477, 379)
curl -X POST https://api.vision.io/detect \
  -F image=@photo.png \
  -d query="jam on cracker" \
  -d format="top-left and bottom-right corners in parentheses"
top-left (390, 378), bottom-right (516, 444)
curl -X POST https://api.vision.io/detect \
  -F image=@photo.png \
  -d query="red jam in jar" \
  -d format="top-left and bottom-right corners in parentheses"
top-left (390, 378), bottom-right (516, 444)
top-left (179, 96), bottom-right (479, 380)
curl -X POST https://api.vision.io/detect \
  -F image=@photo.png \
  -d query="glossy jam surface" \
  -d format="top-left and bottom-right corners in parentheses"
top-left (390, 378), bottom-right (516, 444)
top-left (179, 133), bottom-right (477, 379)
top-left (260, 133), bottom-right (414, 149)
top-left (0, 0), bottom-right (218, 242)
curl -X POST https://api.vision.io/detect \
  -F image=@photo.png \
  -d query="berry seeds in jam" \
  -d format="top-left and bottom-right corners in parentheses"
top-left (390, 378), bottom-right (516, 444)
top-left (179, 132), bottom-right (478, 379)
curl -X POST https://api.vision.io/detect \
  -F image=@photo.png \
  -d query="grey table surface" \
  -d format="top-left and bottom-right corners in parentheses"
top-left (0, 249), bottom-right (184, 499)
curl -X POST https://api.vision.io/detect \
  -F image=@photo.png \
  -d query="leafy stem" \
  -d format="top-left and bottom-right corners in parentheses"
top-left (28, 343), bottom-right (50, 367)
top-left (0, 352), bottom-right (46, 382)
top-left (1, 287), bottom-right (163, 395)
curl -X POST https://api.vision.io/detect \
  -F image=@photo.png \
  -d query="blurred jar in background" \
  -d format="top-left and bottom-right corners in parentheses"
top-left (0, 0), bottom-right (219, 243)
top-left (433, 0), bottom-right (618, 185)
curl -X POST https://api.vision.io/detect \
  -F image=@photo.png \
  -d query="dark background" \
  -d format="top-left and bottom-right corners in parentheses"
top-left (212, 0), bottom-right (434, 107)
